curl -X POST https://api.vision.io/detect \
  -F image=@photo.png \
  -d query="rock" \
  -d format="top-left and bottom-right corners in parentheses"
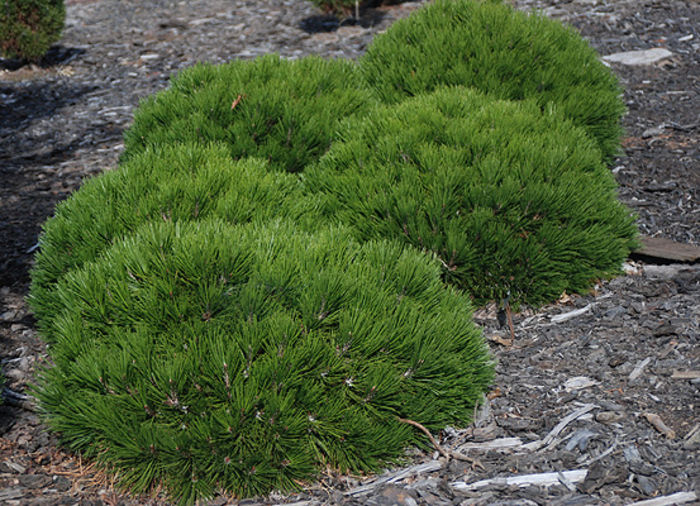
top-left (374, 484), bottom-right (419, 506)
top-left (602, 48), bottom-right (674, 65)
top-left (596, 411), bottom-right (625, 424)
top-left (642, 126), bottom-right (665, 138)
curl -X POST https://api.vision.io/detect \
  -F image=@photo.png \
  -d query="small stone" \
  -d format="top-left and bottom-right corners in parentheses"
top-left (608, 355), bottom-right (625, 367)
top-left (0, 310), bottom-right (17, 321)
top-left (642, 126), bottom-right (665, 138)
top-left (596, 411), bottom-right (625, 424)
top-left (602, 48), bottom-right (674, 65)
top-left (377, 484), bottom-right (419, 506)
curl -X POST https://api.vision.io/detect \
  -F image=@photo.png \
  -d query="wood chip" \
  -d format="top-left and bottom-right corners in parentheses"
top-left (345, 461), bottom-right (443, 496)
top-left (523, 404), bottom-right (597, 451)
top-left (450, 469), bottom-right (588, 492)
top-left (551, 304), bottom-right (592, 323)
top-left (457, 437), bottom-right (523, 452)
top-left (629, 491), bottom-right (697, 506)
top-left (629, 357), bottom-right (652, 381)
top-left (632, 235), bottom-right (700, 263)
top-left (671, 370), bottom-right (700, 380)
top-left (643, 412), bottom-right (676, 439)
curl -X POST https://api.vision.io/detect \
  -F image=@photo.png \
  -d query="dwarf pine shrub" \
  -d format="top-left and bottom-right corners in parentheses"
top-left (359, 0), bottom-right (626, 163)
top-left (0, 0), bottom-right (65, 61)
top-left (34, 218), bottom-right (494, 504)
top-left (305, 87), bottom-right (638, 307)
top-left (122, 54), bottom-right (374, 173)
top-left (29, 143), bottom-right (314, 327)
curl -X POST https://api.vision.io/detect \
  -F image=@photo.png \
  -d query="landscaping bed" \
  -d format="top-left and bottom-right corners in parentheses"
top-left (1, 0), bottom-right (698, 504)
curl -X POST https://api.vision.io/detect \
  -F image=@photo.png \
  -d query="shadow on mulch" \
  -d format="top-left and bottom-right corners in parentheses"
top-left (0, 45), bottom-right (85, 71)
top-left (299, 9), bottom-right (387, 32)
top-left (0, 77), bottom-right (120, 287)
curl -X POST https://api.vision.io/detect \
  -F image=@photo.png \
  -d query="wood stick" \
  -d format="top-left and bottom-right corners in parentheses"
top-left (398, 417), bottom-right (450, 459)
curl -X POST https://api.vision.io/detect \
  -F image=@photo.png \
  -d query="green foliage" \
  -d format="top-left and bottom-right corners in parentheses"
top-left (305, 87), bottom-right (638, 307)
top-left (122, 54), bottom-right (374, 173)
top-left (29, 142), bottom-right (314, 326)
top-left (0, 0), bottom-right (65, 61)
top-left (34, 218), bottom-right (494, 504)
top-left (359, 0), bottom-right (625, 162)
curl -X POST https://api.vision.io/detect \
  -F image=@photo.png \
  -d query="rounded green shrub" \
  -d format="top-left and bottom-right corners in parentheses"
top-left (29, 142), bottom-right (313, 327)
top-left (304, 86), bottom-right (638, 307)
top-left (34, 218), bottom-right (494, 504)
top-left (359, 0), bottom-right (625, 163)
top-left (122, 54), bottom-right (374, 173)
top-left (0, 0), bottom-right (65, 62)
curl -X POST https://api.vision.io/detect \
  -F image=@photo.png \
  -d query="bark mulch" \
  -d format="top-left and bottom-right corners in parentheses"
top-left (1, 0), bottom-right (698, 504)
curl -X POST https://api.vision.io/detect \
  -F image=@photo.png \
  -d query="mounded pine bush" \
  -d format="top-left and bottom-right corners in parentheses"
top-left (34, 218), bottom-right (494, 504)
top-left (0, 0), bottom-right (65, 61)
top-left (305, 87), bottom-right (638, 307)
top-left (122, 54), bottom-right (374, 173)
top-left (29, 142), bottom-right (313, 326)
top-left (359, 0), bottom-right (626, 163)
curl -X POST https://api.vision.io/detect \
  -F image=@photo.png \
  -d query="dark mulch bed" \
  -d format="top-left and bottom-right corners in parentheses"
top-left (1, 0), bottom-right (698, 504)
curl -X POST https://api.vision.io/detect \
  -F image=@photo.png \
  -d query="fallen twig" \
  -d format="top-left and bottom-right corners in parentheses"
top-left (397, 417), bottom-right (485, 469)
top-left (398, 417), bottom-right (449, 459)
top-left (450, 469), bottom-right (588, 492)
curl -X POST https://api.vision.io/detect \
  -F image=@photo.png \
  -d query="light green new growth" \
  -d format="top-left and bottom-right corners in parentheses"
top-left (305, 87), bottom-right (638, 306)
top-left (35, 219), bottom-right (494, 504)
top-left (360, 0), bottom-right (626, 162)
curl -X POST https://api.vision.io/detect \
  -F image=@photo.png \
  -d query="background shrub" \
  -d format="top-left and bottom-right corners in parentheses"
top-left (30, 143), bottom-right (314, 326)
top-left (359, 0), bottom-right (626, 163)
top-left (305, 87), bottom-right (638, 307)
top-left (34, 218), bottom-right (494, 504)
top-left (122, 54), bottom-right (374, 173)
top-left (0, 0), bottom-right (65, 62)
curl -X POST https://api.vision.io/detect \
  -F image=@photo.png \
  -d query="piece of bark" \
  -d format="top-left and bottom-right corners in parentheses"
top-left (643, 413), bottom-right (676, 439)
top-left (631, 235), bottom-right (700, 263)
top-left (670, 370), bottom-right (700, 380)
top-left (629, 491), bottom-right (697, 506)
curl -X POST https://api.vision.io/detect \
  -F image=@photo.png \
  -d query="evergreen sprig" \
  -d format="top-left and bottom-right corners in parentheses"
top-left (359, 0), bottom-right (626, 163)
top-left (34, 219), bottom-right (494, 504)
top-left (304, 86), bottom-right (638, 307)
top-left (122, 54), bottom-right (374, 173)
top-left (29, 143), bottom-right (314, 327)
